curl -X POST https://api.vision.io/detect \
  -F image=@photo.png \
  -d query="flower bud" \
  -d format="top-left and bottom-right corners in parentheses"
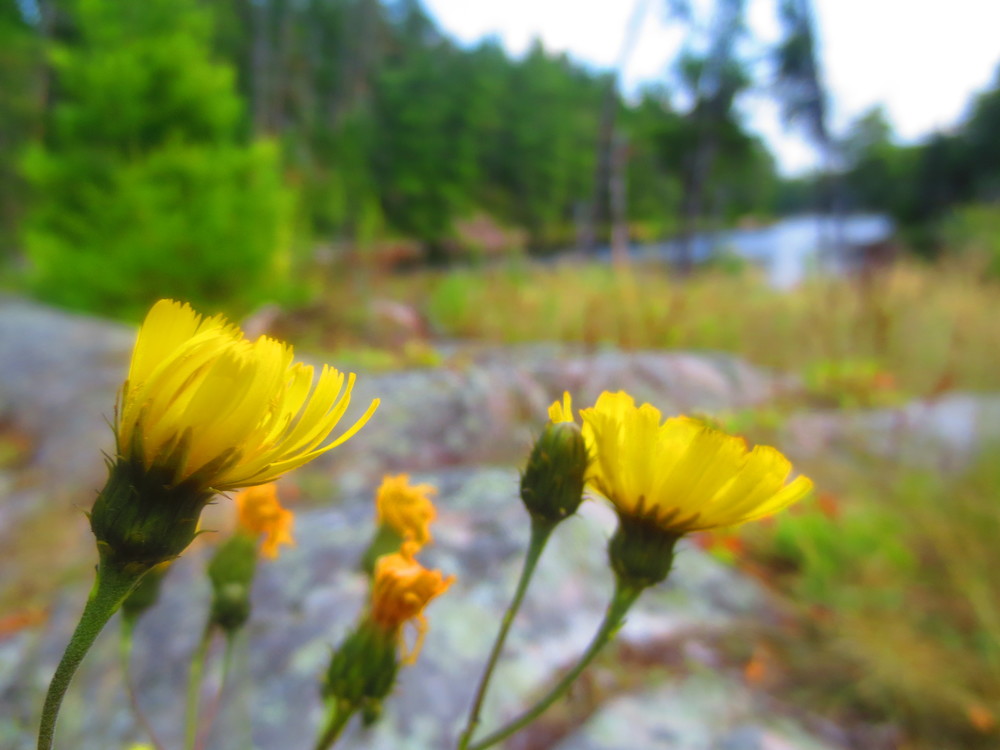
top-left (520, 419), bottom-right (588, 523)
top-left (207, 533), bottom-right (257, 634)
top-left (121, 562), bottom-right (171, 625)
top-left (322, 619), bottom-right (400, 710)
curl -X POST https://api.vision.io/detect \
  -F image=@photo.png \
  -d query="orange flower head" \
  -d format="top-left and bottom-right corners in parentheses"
top-left (370, 544), bottom-right (453, 664)
top-left (375, 474), bottom-right (438, 548)
top-left (234, 483), bottom-right (295, 559)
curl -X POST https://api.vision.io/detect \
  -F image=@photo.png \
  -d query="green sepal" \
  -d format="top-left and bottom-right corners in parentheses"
top-left (323, 619), bottom-right (400, 708)
top-left (89, 457), bottom-right (215, 572)
top-left (607, 512), bottom-right (681, 589)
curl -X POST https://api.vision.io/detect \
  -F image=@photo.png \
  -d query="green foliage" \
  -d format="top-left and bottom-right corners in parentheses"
top-left (4, 0), bottom-right (794, 275)
top-left (839, 69), bottom-right (1000, 257)
top-left (621, 90), bottom-right (683, 235)
top-left (760, 499), bottom-right (913, 608)
top-left (942, 203), bottom-right (1000, 277)
top-left (746, 450), bottom-right (1000, 747)
top-left (486, 44), bottom-right (602, 246)
top-left (308, 258), bottom-right (1000, 394)
top-left (373, 35), bottom-right (478, 245)
top-left (801, 357), bottom-right (902, 408)
top-left (21, 0), bottom-right (293, 319)
top-left (0, 4), bottom-right (43, 257)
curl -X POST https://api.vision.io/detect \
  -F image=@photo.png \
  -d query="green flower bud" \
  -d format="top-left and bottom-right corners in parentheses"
top-left (323, 619), bottom-right (399, 709)
top-left (520, 420), bottom-right (589, 523)
top-left (121, 562), bottom-right (171, 625)
top-left (207, 533), bottom-right (257, 634)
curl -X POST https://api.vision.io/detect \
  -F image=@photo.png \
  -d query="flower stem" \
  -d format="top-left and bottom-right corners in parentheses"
top-left (37, 559), bottom-right (145, 750)
top-left (119, 620), bottom-right (168, 750)
top-left (313, 700), bottom-right (355, 750)
top-left (184, 624), bottom-right (214, 750)
top-left (457, 516), bottom-right (557, 750)
top-left (467, 576), bottom-right (644, 750)
top-left (194, 632), bottom-right (238, 750)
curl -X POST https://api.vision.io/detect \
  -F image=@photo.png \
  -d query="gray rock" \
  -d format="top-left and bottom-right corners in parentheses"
top-left (784, 394), bottom-right (1000, 471)
top-left (0, 297), bottom-right (132, 486)
top-left (4, 298), bottom-right (981, 750)
top-left (6, 467), bottom-right (789, 750)
top-left (552, 679), bottom-right (842, 750)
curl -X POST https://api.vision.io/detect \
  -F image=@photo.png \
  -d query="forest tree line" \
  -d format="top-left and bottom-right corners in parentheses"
top-left (1, 0), bottom-right (999, 315)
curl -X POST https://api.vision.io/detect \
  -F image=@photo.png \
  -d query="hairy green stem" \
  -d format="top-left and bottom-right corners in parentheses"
top-left (457, 517), bottom-right (557, 750)
top-left (184, 624), bottom-right (214, 750)
top-left (313, 700), bottom-right (355, 750)
top-left (37, 560), bottom-right (144, 750)
top-left (467, 577), bottom-right (644, 750)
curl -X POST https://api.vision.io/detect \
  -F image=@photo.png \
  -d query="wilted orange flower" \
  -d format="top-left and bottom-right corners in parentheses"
top-left (234, 483), bottom-right (295, 559)
top-left (370, 543), bottom-right (453, 663)
top-left (375, 474), bottom-right (438, 548)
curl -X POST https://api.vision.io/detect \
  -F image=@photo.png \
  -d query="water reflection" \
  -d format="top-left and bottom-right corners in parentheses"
top-left (598, 214), bottom-right (895, 287)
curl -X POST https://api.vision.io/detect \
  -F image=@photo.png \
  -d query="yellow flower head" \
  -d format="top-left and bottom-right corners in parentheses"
top-left (234, 483), bottom-right (295, 559)
top-left (580, 391), bottom-right (813, 534)
top-left (370, 543), bottom-right (453, 664)
top-left (117, 300), bottom-right (379, 491)
top-left (547, 391), bottom-right (575, 423)
top-left (375, 474), bottom-right (438, 547)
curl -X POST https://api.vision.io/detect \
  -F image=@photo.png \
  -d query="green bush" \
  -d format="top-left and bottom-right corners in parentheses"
top-left (21, 0), bottom-right (294, 319)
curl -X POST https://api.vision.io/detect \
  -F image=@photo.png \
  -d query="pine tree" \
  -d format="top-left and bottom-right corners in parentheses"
top-left (22, 0), bottom-right (293, 318)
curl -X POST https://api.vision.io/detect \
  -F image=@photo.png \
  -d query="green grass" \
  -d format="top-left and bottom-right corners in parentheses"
top-left (295, 259), bottom-right (1000, 396)
top-left (730, 437), bottom-right (1000, 749)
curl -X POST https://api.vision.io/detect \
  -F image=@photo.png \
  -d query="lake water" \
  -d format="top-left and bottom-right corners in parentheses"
top-left (598, 213), bottom-right (895, 287)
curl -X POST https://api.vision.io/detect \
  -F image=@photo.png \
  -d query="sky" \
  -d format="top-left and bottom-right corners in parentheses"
top-left (421, 0), bottom-right (1000, 175)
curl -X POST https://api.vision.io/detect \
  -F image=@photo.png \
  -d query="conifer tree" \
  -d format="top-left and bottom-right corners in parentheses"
top-left (22, 0), bottom-right (292, 318)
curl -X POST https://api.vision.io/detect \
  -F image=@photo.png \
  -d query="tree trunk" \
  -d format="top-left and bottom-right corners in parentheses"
top-left (610, 131), bottom-right (630, 265)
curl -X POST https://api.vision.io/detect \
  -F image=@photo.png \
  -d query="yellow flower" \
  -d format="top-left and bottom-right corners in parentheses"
top-left (375, 474), bottom-right (438, 547)
top-left (370, 543), bottom-right (453, 663)
top-left (547, 391), bottom-right (575, 423)
top-left (117, 299), bottom-right (379, 491)
top-left (581, 391), bottom-right (813, 534)
top-left (234, 483), bottom-right (295, 559)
